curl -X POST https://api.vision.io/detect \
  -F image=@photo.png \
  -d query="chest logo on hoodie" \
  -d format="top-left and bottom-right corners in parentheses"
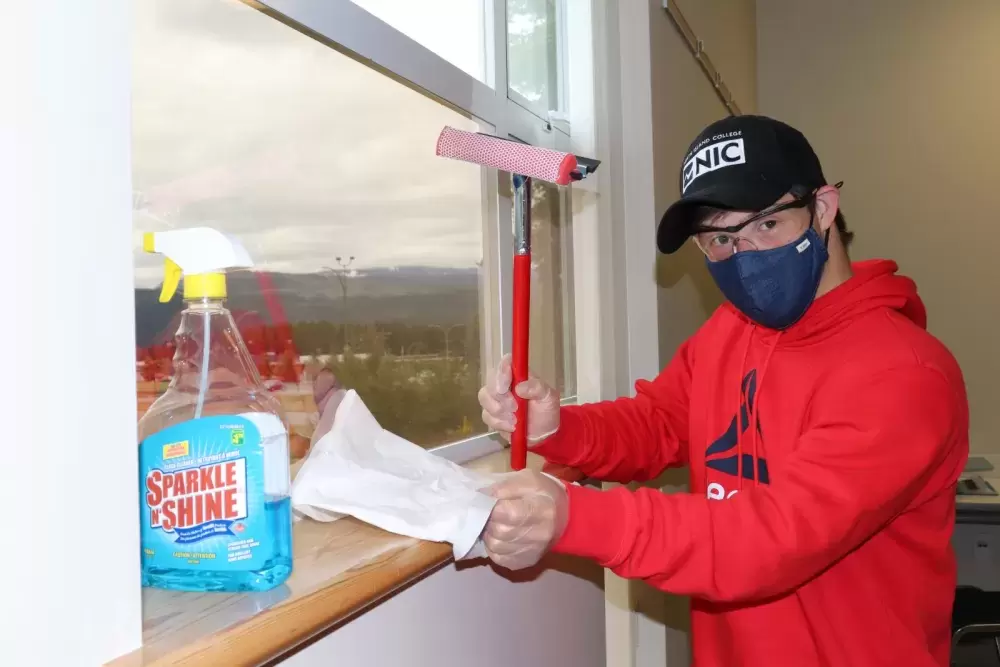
top-left (705, 369), bottom-right (770, 497)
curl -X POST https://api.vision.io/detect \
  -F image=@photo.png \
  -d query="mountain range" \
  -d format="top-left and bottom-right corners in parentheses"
top-left (135, 266), bottom-right (480, 347)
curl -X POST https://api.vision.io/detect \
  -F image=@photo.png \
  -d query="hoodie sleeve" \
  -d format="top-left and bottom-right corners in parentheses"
top-left (550, 365), bottom-right (966, 603)
top-left (529, 337), bottom-right (695, 484)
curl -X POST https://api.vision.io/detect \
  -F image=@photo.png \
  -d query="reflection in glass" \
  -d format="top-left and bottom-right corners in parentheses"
top-left (133, 0), bottom-right (489, 462)
top-left (507, 0), bottom-right (560, 112)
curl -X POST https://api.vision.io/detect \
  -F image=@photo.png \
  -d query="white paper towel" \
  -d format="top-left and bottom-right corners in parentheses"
top-left (290, 389), bottom-right (500, 560)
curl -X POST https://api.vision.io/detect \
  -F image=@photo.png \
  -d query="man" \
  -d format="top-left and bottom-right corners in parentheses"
top-left (478, 115), bottom-right (969, 667)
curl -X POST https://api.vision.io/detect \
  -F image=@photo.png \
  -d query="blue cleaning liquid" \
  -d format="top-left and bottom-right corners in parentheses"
top-left (142, 497), bottom-right (293, 592)
top-left (139, 415), bottom-right (293, 593)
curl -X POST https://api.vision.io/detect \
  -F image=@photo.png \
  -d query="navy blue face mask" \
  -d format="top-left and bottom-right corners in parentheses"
top-left (706, 226), bottom-right (829, 330)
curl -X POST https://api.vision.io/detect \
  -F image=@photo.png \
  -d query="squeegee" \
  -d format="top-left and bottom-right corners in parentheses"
top-left (435, 126), bottom-right (600, 470)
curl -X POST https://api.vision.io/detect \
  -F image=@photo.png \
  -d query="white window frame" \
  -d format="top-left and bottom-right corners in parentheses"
top-left (254, 0), bottom-right (592, 464)
top-left (504, 0), bottom-right (572, 132)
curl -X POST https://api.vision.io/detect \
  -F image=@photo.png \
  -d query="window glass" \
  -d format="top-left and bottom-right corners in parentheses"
top-left (350, 0), bottom-right (489, 84)
top-left (502, 177), bottom-right (577, 397)
top-left (133, 0), bottom-right (490, 463)
top-left (529, 181), bottom-right (576, 397)
top-left (507, 0), bottom-right (561, 114)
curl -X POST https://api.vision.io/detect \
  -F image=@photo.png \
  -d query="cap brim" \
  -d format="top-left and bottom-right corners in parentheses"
top-left (656, 184), bottom-right (783, 254)
top-left (657, 199), bottom-right (707, 254)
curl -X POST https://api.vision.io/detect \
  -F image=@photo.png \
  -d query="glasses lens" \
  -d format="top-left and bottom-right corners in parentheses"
top-left (695, 196), bottom-right (813, 261)
top-left (741, 215), bottom-right (808, 249)
top-left (695, 231), bottom-right (738, 260)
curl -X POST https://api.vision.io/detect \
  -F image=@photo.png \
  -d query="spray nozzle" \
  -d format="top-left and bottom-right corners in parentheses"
top-left (143, 227), bottom-right (254, 302)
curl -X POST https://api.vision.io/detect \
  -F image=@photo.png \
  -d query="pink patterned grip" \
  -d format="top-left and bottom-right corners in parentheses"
top-left (435, 126), bottom-right (578, 186)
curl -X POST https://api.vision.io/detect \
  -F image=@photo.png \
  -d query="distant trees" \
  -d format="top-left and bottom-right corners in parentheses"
top-left (323, 342), bottom-right (485, 448)
top-left (296, 319), bottom-right (486, 447)
top-left (135, 318), bottom-right (486, 448)
top-left (290, 320), bottom-right (479, 359)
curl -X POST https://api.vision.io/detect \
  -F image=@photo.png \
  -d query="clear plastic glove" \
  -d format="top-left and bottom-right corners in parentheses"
top-left (478, 354), bottom-right (561, 445)
top-left (482, 469), bottom-right (569, 571)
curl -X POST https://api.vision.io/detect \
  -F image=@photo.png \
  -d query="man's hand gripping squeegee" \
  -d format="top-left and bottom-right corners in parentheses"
top-left (435, 126), bottom-right (600, 470)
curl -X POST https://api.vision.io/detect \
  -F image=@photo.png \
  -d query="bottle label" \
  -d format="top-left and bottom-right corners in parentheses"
top-left (140, 415), bottom-right (271, 571)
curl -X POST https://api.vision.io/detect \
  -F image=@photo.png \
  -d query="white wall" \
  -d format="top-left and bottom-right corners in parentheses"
top-left (278, 556), bottom-right (605, 666)
top-left (757, 0), bottom-right (1000, 455)
top-left (1, 1), bottom-right (142, 665)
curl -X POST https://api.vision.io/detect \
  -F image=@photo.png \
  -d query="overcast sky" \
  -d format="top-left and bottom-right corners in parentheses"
top-left (132, 0), bottom-right (488, 288)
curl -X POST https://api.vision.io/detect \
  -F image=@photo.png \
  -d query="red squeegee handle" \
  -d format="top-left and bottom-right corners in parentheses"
top-left (510, 252), bottom-right (531, 471)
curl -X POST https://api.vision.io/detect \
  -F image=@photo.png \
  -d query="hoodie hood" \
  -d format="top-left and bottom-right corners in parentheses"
top-left (716, 258), bottom-right (929, 491)
top-left (721, 258), bottom-right (927, 346)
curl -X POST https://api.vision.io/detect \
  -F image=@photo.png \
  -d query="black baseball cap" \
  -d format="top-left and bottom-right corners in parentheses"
top-left (656, 115), bottom-right (830, 254)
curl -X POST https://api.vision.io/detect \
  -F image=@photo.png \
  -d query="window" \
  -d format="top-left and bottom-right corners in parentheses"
top-left (507, 0), bottom-right (564, 118)
top-left (133, 0), bottom-right (579, 463)
top-left (133, 0), bottom-right (492, 460)
top-left (500, 176), bottom-right (576, 397)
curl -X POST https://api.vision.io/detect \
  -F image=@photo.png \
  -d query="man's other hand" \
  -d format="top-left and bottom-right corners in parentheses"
top-left (478, 354), bottom-right (561, 445)
top-left (483, 470), bottom-right (569, 571)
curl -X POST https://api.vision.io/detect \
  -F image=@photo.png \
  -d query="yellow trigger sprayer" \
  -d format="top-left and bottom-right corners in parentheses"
top-left (142, 227), bottom-right (253, 418)
top-left (137, 227), bottom-right (293, 594)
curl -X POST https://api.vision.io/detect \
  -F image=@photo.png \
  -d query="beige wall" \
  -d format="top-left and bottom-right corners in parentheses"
top-left (757, 0), bottom-right (1000, 454)
top-left (651, 0), bottom-right (758, 365)
top-left (648, 1), bottom-right (758, 664)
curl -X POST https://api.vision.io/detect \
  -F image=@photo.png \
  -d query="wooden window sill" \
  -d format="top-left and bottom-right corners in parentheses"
top-left (106, 449), bottom-right (576, 667)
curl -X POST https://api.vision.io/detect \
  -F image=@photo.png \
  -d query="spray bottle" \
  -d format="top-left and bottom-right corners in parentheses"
top-left (137, 227), bottom-right (293, 593)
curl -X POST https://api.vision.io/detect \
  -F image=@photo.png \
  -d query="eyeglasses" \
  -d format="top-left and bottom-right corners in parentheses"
top-left (692, 189), bottom-right (817, 262)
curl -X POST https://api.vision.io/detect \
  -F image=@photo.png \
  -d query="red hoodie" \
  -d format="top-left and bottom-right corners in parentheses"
top-left (534, 260), bottom-right (969, 667)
